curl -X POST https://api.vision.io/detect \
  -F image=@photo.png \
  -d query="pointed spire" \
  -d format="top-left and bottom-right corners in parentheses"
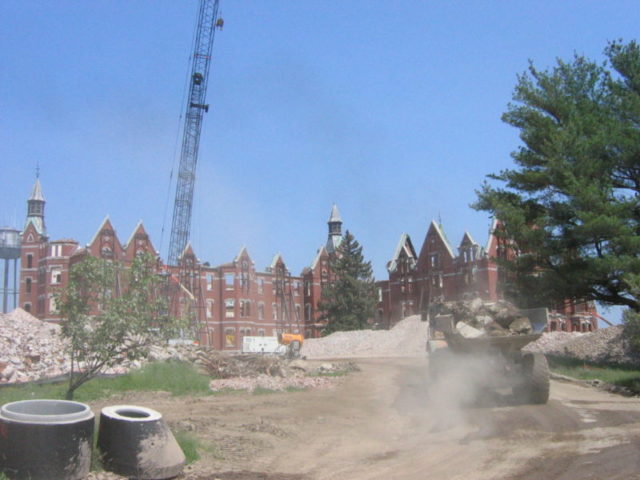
top-left (326, 204), bottom-right (343, 254)
top-left (24, 176), bottom-right (46, 236)
top-left (29, 178), bottom-right (45, 202)
top-left (328, 204), bottom-right (342, 223)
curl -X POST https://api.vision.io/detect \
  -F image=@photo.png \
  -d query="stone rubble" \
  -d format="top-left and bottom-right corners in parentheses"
top-left (0, 308), bottom-right (69, 384)
top-left (526, 325), bottom-right (640, 367)
top-left (300, 315), bottom-right (429, 359)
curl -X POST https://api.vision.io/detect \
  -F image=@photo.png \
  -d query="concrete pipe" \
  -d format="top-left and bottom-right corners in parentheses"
top-left (0, 399), bottom-right (94, 480)
top-left (97, 405), bottom-right (185, 479)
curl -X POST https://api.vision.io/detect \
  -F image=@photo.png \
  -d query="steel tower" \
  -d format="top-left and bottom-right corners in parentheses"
top-left (167, 0), bottom-right (223, 265)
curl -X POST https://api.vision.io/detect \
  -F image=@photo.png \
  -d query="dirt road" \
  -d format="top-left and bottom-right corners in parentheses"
top-left (97, 357), bottom-right (640, 480)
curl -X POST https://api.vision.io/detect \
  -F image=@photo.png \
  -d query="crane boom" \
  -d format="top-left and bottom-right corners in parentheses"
top-left (167, 0), bottom-right (222, 265)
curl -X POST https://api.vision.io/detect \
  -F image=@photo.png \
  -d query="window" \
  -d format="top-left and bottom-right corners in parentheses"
top-left (258, 329), bottom-right (265, 336)
top-left (24, 303), bottom-right (31, 313)
top-left (225, 273), bottom-right (234, 290)
top-left (51, 245), bottom-right (62, 257)
top-left (305, 303), bottom-right (312, 322)
top-left (206, 274), bottom-right (213, 291)
top-left (304, 280), bottom-right (311, 296)
top-left (378, 288), bottom-right (383, 302)
top-left (224, 328), bottom-right (236, 348)
top-left (51, 268), bottom-right (62, 285)
top-left (258, 303), bottom-right (264, 320)
top-left (293, 281), bottom-right (299, 296)
top-left (429, 253), bottom-right (439, 268)
top-left (206, 300), bottom-right (214, 318)
top-left (272, 302), bottom-right (278, 320)
top-left (49, 295), bottom-right (57, 314)
top-left (26, 278), bottom-right (32, 294)
top-left (257, 278), bottom-right (264, 294)
top-left (27, 254), bottom-right (33, 269)
top-left (240, 300), bottom-right (251, 317)
top-left (225, 298), bottom-right (235, 318)
top-left (295, 304), bottom-right (301, 320)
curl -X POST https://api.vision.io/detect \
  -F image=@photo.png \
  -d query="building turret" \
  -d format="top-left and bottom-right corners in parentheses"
top-left (326, 204), bottom-right (343, 254)
top-left (25, 177), bottom-right (46, 236)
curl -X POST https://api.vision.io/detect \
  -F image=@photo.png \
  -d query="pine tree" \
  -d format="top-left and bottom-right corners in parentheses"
top-left (474, 40), bottom-right (640, 312)
top-left (319, 231), bottom-right (377, 335)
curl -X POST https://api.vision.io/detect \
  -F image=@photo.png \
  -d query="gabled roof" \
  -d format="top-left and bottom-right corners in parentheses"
top-left (428, 220), bottom-right (455, 258)
top-left (87, 215), bottom-right (117, 247)
top-left (179, 242), bottom-right (198, 262)
top-left (310, 246), bottom-right (327, 271)
top-left (485, 218), bottom-right (501, 254)
top-left (387, 233), bottom-right (418, 273)
top-left (234, 245), bottom-right (252, 263)
top-left (23, 217), bottom-right (46, 237)
top-left (269, 252), bottom-right (284, 270)
top-left (459, 231), bottom-right (477, 248)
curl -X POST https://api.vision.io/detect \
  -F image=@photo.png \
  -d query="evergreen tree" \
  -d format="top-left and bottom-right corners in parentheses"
top-left (475, 40), bottom-right (640, 311)
top-left (319, 230), bottom-right (377, 334)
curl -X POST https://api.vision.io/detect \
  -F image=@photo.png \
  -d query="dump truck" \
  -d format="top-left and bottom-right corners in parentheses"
top-left (426, 301), bottom-right (550, 404)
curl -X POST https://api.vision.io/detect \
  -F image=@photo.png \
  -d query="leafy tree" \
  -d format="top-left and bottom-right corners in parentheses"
top-left (475, 40), bottom-right (640, 312)
top-left (319, 230), bottom-right (377, 334)
top-left (56, 253), bottom-right (183, 399)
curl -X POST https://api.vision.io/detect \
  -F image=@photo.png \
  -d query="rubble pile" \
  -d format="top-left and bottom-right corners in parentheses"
top-left (527, 326), bottom-right (640, 367)
top-left (0, 308), bottom-right (69, 384)
top-left (439, 298), bottom-right (536, 338)
top-left (300, 315), bottom-right (428, 359)
top-left (197, 351), bottom-right (288, 379)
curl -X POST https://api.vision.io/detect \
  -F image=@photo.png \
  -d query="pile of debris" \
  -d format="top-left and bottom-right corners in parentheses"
top-left (527, 325), bottom-right (640, 367)
top-left (301, 314), bottom-right (428, 359)
top-left (0, 308), bottom-right (69, 384)
top-left (195, 351), bottom-right (355, 392)
top-left (437, 298), bottom-right (536, 338)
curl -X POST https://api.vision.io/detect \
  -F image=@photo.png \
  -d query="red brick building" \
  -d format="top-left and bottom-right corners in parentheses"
top-left (18, 178), bottom-right (596, 347)
top-left (17, 179), bottom-right (344, 350)
top-left (376, 219), bottom-right (599, 332)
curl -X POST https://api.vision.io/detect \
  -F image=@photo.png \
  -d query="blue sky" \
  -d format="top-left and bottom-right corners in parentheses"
top-left (1, 1), bottom-right (638, 321)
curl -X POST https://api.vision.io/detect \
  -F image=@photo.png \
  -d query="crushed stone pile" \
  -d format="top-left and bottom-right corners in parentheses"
top-left (0, 308), bottom-right (69, 384)
top-left (300, 315), bottom-right (428, 359)
top-left (0, 308), bottom-right (201, 385)
top-left (526, 326), bottom-right (640, 367)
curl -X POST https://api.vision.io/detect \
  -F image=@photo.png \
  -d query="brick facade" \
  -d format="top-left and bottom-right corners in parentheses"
top-left (376, 219), bottom-right (598, 332)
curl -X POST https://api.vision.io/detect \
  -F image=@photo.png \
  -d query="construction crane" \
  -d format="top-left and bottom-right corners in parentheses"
top-left (167, 0), bottom-right (223, 265)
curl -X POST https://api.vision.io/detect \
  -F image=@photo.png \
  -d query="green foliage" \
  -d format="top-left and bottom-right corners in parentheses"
top-left (319, 230), bottom-right (377, 335)
top-left (474, 40), bottom-right (640, 311)
top-left (55, 254), bottom-right (186, 399)
top-left (547, 356), bottom-right (640, 394)
top-left (0, 361), bottom-right (211, 405)
top-left (173, 430), bottom-right (201, 464)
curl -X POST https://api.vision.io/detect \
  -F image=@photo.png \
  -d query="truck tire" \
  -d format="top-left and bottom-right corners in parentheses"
top-left (518, 353), bottom-right (550, 404)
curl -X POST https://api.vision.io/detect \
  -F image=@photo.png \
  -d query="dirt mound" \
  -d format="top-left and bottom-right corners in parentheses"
top-left (300, 315), bottom-right (428, 359)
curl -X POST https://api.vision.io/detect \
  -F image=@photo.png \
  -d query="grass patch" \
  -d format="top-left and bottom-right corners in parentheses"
top-left (548, 355), bottom-right (640, 394)
top-left (0, 361), bottom-right (212, 404)
top-left (174, 430), bottom-right (201, 464)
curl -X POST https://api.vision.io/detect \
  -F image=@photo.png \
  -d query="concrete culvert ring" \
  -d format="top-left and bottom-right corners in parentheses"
top-left (0, 399), bottom-right (94, 480)
top-left (98, 404), bottom-right (185, 480)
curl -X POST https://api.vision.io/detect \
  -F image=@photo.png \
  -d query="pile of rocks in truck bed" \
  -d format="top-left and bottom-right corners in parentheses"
top-left (436, 298), bottom-right (536, 338)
